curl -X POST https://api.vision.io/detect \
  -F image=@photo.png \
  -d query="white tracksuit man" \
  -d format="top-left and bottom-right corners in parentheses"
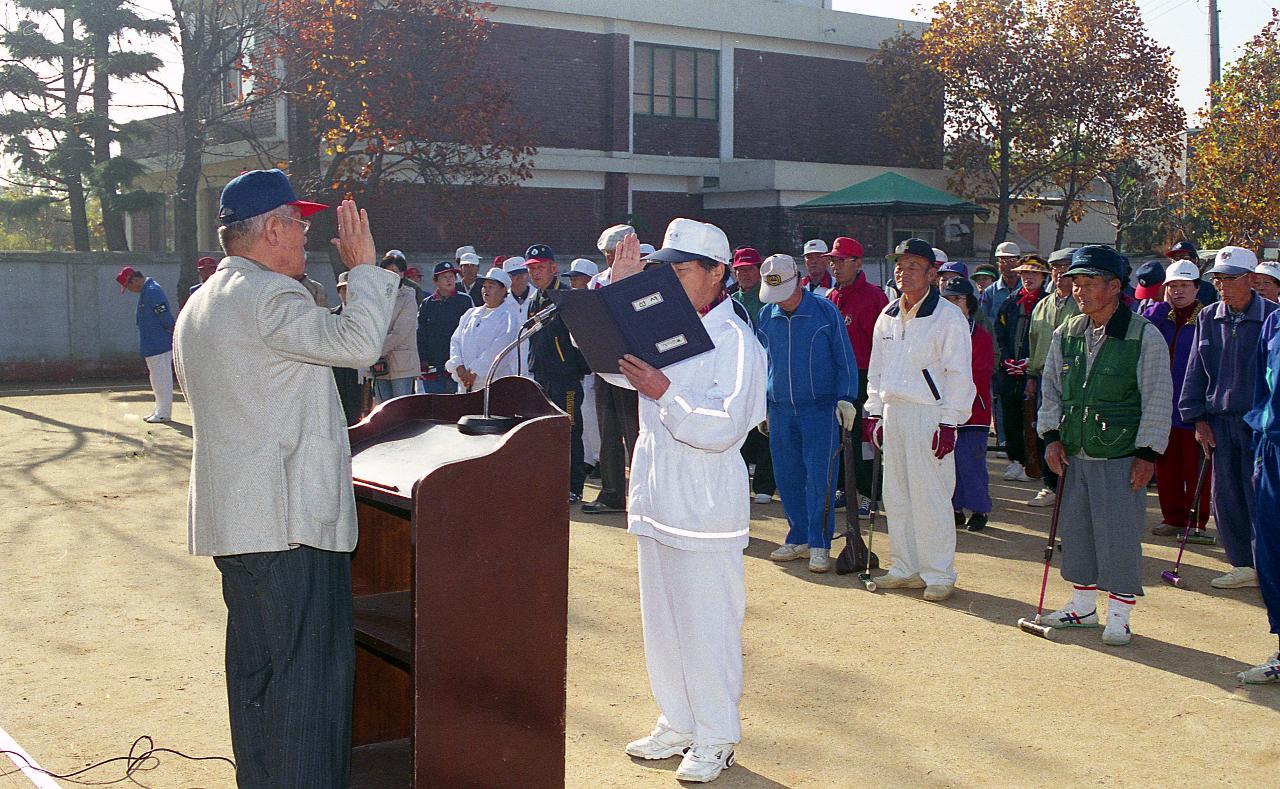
top-left (445, 299), bottom-right (522, 391)
top-left (865, 288), bottom-right (975, 586)
top-left (602, 297), bottom-right (767, 747)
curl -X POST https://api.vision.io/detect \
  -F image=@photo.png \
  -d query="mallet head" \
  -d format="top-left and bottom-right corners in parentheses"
top-left (1017, 617), bottom-right (1056, 639)
top-left (1160, 570), bottom-right (1183, 587)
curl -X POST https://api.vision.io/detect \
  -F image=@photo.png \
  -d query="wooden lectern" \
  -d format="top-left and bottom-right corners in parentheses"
top-left (346, 376), bottom-right (569, 789)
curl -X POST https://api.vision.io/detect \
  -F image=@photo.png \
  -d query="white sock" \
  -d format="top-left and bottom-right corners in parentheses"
top-left (1108, 593), bottom-right (1135, 627)
top-left (1071, 584), bottom-right (1098, 613)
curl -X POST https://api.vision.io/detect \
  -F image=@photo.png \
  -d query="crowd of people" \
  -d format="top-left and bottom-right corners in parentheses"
top-left (123, 166), bottom-right (1279, 786)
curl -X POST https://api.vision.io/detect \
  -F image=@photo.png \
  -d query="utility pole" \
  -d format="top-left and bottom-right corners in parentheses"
top-left (1209, 0), bottom-right (1221, 106)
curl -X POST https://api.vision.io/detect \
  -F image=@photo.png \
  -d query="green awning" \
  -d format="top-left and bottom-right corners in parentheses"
top-left (796, 172), bottom-right (990, 218)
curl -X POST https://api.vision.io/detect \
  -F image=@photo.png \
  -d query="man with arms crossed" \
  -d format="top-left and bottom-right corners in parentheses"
top-left (174, 169), bottom-right (398, 788)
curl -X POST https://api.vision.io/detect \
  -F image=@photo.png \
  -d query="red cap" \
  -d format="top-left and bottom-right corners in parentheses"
top-left (732, 247), bottom-right (762, 268)
top-left (405, 267), bottom-right (422, 280)
top-left (115, 266), bottom-right (137, 293)
top-left (825, 237), bottom-right (864, 260)
top-left (493, 254), bottom-right (510, 267)
top-left (196, 256), bottom-right (218, 273)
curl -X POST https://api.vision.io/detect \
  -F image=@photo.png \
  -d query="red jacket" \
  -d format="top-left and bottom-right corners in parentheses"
top-left (965, 322), bottom-right (996, 427)
top-left (827, 271), bottom-right (888, 370)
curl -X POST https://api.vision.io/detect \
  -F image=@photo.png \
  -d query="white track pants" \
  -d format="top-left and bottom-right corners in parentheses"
top-left (636, 536), bottom-right (745, 745)
top-left (145, 351), bottom-right (173, 419)
top-left (581, 375), bottom-right (601, 466)
top-left (881, 401), bottom-right (957, 586)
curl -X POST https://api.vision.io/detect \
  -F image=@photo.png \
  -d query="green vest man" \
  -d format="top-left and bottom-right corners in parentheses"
top-left (1035, 245), bottom-right (1172, 647)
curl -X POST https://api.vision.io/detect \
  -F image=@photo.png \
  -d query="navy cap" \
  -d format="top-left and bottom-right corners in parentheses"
top-left (218, 169), bottom-right (328, 224)
top-left (1167, 240), bottom-right (1199, 259)
top-left (1134, 260), bottom-right (1166, 299)
top-left (941, 276), bottom-right (975, 298)
top-left (525, 243), bottom-right (555, 263)
top-left (938, 260), bottom-right (969, 277)
top-left (433, 260), bottom-right (461, 278)
top-left (1065, 245), bottom-right (1126, 280)
top-left (887, 237), bottom-right (937, 265)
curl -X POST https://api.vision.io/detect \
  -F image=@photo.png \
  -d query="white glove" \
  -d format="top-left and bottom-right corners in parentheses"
top-left (836, 400), bottom-right (858, 431)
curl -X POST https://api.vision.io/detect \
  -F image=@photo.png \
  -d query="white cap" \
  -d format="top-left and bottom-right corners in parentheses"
top-left (803, 239), bottom-right (829, 255)
top-left (1164, 259), bottom-right (1202, 283)
top-left (646, 218), bottom-right (731, 266)
top-left (458, 252), bottom-right (480, 267)
top-left (383, 249), bottom-right (406, 260)
top-left (562, 258), bottom-right (599, 278)
top-left (477, 267), bottom-right (511, 289)
top-left (995, 241), bottom-right (1021, 257)
top-left (759, 254), bottom-right (801, 304)
top-left (1207, 245), bottom-right (1258, 276)
top-left (639, 243), bottom-right (655, 256)
top-left (1255, 261), bottom-right (1280, 283)
top-left (933, 248), bottom-right (949, 264)
top-left (502, 256), bottom-right (528, 274)
top-left (455, 245), bottom-right (477, 259)
top-left (597, 224), bottom-right (636, 253)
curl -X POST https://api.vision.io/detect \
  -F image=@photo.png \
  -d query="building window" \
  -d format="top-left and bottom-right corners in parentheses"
top-left (220, 32), bottom-right (255, 105)
top-left (634, 44), bottom-right (717, 120)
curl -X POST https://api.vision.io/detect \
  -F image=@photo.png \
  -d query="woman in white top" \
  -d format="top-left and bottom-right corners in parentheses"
top-left (445, 267), bottom-right (522, 392)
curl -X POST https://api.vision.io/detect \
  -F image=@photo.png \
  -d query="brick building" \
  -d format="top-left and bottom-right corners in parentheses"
top-left (127, 0), bottom-right (955, 264)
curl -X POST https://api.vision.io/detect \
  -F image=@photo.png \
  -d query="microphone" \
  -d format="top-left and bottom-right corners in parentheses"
top-left (457, 312), bottom-right (553, 435)
top-left (523, 303), bottom-right (557, 331)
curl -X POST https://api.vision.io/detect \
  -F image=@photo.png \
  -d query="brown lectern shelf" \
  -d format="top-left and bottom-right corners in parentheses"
top-left (348, 376), bottom-right (570, 789)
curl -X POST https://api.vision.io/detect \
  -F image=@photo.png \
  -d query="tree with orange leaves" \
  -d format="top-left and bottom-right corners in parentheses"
top-left (256, 0), bottom-right (534, 203)
top-left (1188, 10), bottom-right (1280, 252)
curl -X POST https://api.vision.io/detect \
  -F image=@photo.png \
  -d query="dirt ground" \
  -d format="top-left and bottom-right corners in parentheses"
top-left (1, 384), bottom-right (1277, 788)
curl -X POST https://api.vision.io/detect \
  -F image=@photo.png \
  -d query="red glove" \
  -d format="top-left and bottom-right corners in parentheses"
top-left (1002, 358), bottom-right (1028, 377)
top-left (932, 424), bottom-right (957, 459)
top-left (862, 415), bottom-right (884, 450)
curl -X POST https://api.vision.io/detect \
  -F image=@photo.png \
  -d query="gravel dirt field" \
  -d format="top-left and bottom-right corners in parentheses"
top-left (1, 385), bottom-right (1277, 788)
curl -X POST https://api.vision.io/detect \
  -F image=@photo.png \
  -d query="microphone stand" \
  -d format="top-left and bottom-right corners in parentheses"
top-left (457, 310), bottom-right (553, 435)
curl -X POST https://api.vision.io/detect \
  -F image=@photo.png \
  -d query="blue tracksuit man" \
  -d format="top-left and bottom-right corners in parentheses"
top-left (1245, 310), bottom-right (1280, 638)
top-left (757, 290), bottom-right (858, 549)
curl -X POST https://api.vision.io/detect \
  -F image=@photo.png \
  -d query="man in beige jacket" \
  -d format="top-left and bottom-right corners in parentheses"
top-left (173, 169), bottom-right (398, 788)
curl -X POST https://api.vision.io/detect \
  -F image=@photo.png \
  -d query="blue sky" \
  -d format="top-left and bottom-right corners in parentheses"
top-left (834, 0), bottom-right (1277, 123)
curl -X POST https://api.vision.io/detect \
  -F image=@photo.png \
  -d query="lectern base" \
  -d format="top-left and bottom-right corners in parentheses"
top-left (457, 414), bottom-right (523, 435)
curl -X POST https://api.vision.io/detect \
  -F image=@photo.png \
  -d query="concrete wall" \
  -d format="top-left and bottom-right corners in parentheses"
top-left (0, 252), bottom-right (341, 383)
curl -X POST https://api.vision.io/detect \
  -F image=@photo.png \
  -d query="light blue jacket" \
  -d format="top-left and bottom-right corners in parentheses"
top-left (756, 289), bottom-right (858, 407)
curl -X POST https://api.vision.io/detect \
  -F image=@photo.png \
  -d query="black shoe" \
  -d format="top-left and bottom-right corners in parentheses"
top-left (966, 513), bottom-right (988, 532)
top-left (954, 511), bottom-right (966, 528)
top-left (568, 492), bottom-right (582, 505)
top-left (583, 463), bottom-right (599, 479)
top-left (582, 500), bottom-right (625, 514)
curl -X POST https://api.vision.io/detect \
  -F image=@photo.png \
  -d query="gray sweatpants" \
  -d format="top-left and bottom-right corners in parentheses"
top-left (1059, 456), bottom-right (1147, 596)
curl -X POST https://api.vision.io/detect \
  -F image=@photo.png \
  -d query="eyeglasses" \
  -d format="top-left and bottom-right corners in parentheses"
top-left (1211, 273), bottom-right (1248, 283)
top-left (282, 216), bottom-right (311, 234)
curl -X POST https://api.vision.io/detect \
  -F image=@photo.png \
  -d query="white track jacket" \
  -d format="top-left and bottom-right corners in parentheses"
top-left (865, 287), bottom-right (975, 427)
top-left (602, 297), bottom-right (767, 552)
top-left (445, 300), bottom-right (522, 390)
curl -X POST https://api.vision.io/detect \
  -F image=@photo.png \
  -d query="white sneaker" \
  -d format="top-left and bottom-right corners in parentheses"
top-left (1002, 462), bottom-right (1020, 480)
top-left (873, 573), bottom-right (926, 589)
top-left (1238, 652), bottom-right (1280, 684)
top-left (808, 547), bottom-right (831, 573)
top-left (1102, 621), bottom-right (1132, 646)
top-left (1211, 566), bottom-right (1259, 589)
top-left (753, 493), bottom-right (772, 504)
top-left (1009, 464), bottom-right (1033, 482)
top-left (769, 543), bottom-right (808, 562)
top-left (1026, 488), bottom-right (1056, 507)
top-left (675, 743), bottom-right (735, 783)
top-left (143, 413), bottom-right (169, 423)
top-left (923, 583), bottom-right (954, 601)
top-left (624, 726), bottom-right (693, 760)
top-left (1040, 605), bottom-right (1099, 629)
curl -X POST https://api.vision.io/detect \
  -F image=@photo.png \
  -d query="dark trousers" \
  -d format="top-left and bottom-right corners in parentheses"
top-left (1252, 437), bottom-right (1280, 634)
top-left (540, 375), bottom-right (586, 496)
top-left (213, 546), bottom-right (354, 789)
top-left (1209, 414), bottom-right (1257, 568)
top-left (999, 374), bottom-right (1028, 465)
top-left (594, 376), bottom-right (639, 506)
top-left (741, 427), bottom-right (776, 495)
top-left (1156, 426), bottom-right (1211, 529)
top-left (848, 373), bottom-right (879, 501)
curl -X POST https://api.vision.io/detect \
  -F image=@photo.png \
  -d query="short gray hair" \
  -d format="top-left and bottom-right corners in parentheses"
top-left (218, 204), bottom-right (295, 254)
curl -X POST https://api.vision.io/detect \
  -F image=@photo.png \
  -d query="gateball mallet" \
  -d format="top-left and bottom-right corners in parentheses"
top-left (1017, 471), bottom-right (1068, 639)
top-left (1161, 453), bottom-right (1212, 588)
top-left (858, 445), bottom-right (881, 592)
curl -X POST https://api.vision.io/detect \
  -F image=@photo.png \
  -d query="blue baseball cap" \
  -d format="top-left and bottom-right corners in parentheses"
top-left (938, 260), bottom-right (969, 277)
top-left (886, 238), bottom-right (937, 264)
top-left (525, 243), bottom-right (555, 263)
top-left (432, 260), bottom-right (462, 278)
top-left (1065, 245), bottom-right (1126, 280)
top-left (218, 169), bottom-right (328, 225)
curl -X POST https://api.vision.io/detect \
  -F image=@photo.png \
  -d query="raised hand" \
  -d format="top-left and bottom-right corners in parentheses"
top-left (611, 233), bottom-right (644, 282)
top-left (330, 199), bottom-right (377, 270)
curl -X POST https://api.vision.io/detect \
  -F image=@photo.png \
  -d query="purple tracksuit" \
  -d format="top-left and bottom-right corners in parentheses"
top-left (1180, 294), bottom-right (1279, 568)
